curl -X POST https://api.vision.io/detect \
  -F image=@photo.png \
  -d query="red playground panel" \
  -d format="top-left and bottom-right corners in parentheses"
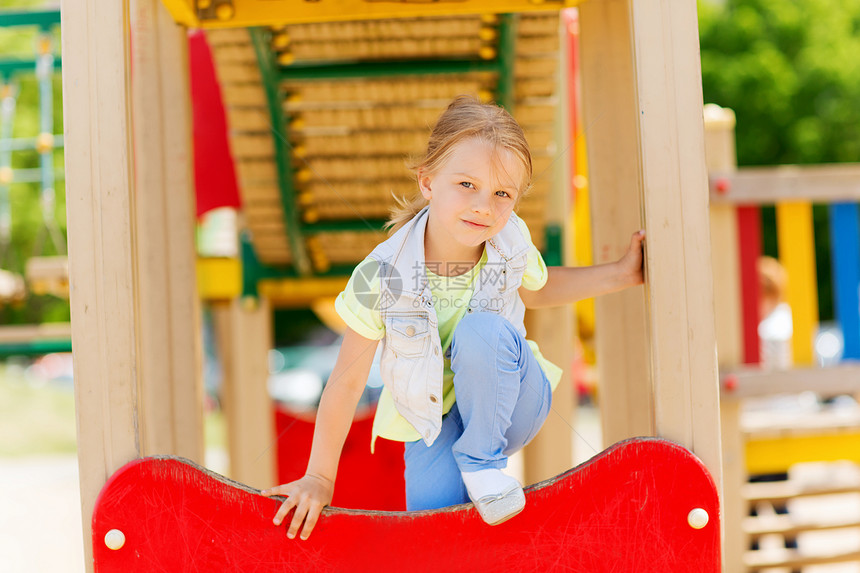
top-left (92, 438), bottom-right (720, 572)
top-left (274, 407), bottom-right (406, 510)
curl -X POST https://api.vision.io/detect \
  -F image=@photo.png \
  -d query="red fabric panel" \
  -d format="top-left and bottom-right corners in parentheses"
top-left (189, 30), bottom-right (241, 217)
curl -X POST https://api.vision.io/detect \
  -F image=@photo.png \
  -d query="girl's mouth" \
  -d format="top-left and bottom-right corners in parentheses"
top-left (463, 219), bottom-right (489, 230)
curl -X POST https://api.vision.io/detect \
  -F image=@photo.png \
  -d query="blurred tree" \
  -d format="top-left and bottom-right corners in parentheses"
top-left (699, 0), bottom-right (860, 320)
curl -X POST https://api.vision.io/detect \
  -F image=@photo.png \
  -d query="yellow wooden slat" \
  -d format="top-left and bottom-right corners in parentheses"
top-left (776, 201), bottom-right (818, 366)
top-left (170, 0), bottom-right (580, 28)
top-left (746, 431), bottom-right (860, 474)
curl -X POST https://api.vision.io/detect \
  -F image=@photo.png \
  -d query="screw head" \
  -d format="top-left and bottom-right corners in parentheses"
top-left (104, 529), bottom-right (126, 550)
top-left (687, 508), bottom-right (709, 529)
top-left (723, 375), bottom-right (739, 392)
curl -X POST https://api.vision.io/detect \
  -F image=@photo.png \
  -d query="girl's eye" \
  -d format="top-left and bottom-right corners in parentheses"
top-left (496, 190), bottom-right (511, 198)
top-left (460, 181), bottom-right (475, 189)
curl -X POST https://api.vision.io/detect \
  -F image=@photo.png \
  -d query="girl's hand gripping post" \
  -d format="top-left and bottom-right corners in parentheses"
top-left (618, 230), bottom-right (645, 288)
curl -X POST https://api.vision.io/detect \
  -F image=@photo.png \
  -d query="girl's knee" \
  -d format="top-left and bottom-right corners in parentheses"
top-left (452, 312), bottom-right (514, 347)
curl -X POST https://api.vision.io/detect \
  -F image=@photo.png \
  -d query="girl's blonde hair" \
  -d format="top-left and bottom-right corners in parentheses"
top-left (383, 95), bottom-right (533, 235)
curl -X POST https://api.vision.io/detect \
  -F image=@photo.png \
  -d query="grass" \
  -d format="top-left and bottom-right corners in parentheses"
top-left (0, 361), bottom-right (227, 459)
top-left (0, 364), bottom-right (77, 457)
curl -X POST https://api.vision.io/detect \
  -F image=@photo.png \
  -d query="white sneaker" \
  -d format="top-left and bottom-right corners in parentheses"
top-left (462, 468), bottom-right (526, 526)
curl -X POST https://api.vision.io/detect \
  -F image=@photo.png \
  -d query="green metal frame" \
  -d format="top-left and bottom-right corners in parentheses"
top-left (0, 9), bottom-right (61, 30)
top-left (0, 339), bottom-right (72, 358)
top-left (495, 14), bottom-right (517, 111)
top-left (278, 59), bottom-right (499, 82)
top-left (250, 27), bottom-right (313, 277)
top-left (0, 58), bottom-right (62, 78)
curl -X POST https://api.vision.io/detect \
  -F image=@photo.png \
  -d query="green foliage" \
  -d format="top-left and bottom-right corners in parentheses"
top-left (1, 2), bottom-right (68, 326)
top-left (699, 0), bottom-right (860, 320)
top-left (700, 0), bottom-right (860, 166)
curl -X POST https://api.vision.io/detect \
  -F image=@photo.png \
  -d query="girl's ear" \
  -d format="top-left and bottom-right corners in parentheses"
top-left (417, 170), bottom-right (433, 200)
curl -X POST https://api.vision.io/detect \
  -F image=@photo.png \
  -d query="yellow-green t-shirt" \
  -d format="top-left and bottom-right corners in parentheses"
top-left (334, 217), bottom-right (563, 450)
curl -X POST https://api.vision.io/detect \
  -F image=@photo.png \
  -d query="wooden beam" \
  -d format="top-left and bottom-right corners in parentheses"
top-left (521, 15), bottom-right (573, 485)
top-left (131, 0), bottom-right (205, 463)
top-left (721, 364), bottom-right (860, 400)
top-left (60, 0), bottom-right (138, 569)
top-left (704, 103), bottom-right (745, 573)
top-left (0, 323), bottom-right (71, 343)
top-left (578, 0), bottom-right (652, 448)
top-left (627, 1), bottom-right (722, 485)
top-left (212, 298), bottom-right (277, 490)
top-left (161, 0), bottom-right (579, 28)
top-left (710, 163), bottom-right (860, 205)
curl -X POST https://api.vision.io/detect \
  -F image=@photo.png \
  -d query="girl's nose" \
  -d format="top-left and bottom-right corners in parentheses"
top-left (471, 192), bottom-right (492, 215)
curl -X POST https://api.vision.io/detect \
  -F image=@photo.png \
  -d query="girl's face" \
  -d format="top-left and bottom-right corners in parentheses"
top-left (418, 137), bottom-right (524, 250)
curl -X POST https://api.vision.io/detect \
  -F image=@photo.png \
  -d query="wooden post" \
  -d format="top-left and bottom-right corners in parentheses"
top-left (705, 104), bottom-right (745, 570)
top-left (579, 0), bottom-right (652, 446)
top-left (61, 1), bottom-right (138, 569)
top-left (522, 23), bottom-right (574, 484)
top-left (628, 1), bottom-right (723, 489)
top-left (131, 0), bottom-right (204, 462)
top-left (212, 298), bottom-right (277, 489)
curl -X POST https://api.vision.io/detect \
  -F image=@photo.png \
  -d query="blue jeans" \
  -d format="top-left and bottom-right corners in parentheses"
top-left (403, 311), bottom-right (553, 510)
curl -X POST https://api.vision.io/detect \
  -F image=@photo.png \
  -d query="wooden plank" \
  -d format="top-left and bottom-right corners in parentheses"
top-left (776, 201), bottom-right (818, 365)
top-left (180, 1), bottom-right (576, 29)
top-left (212, 298), bottom-right (276, 490)
top-left (60, 0), bottom-right (139, 569)
top-left (91, 438), bottom-right (720, 572)
top-left (720, 400), bottom-right (747, 573)
top-left (628, 0), bottom-right (722, 488)
top-left (703, 99), bottom-right (748, 573)
top-left (829, 203), bottom-right (860, 360)
top-left (710, 163), bottom-right (860, 205)
top-left (521, 39), bottom-right (573, 482)
top-left (721, 364), bottom-right (860, 399)
top-left (578, 0), bottom-right (652, 447)
top-left (131, 0), bottom-right (204, 464)
top-left (746, 431), bottom-right (860, 474)
top-left (0, 323), bottom-right (72, 343)
top-left (737, 206), bottom-right (762, 364)
top-left (745, 513), bottom-right (860, 538)
top-left (745, 548), bottom-right (860, 570)
top-left (704, 104), bottom-right (742, 370)
top-left (744, 478), bottom-right (860, 503)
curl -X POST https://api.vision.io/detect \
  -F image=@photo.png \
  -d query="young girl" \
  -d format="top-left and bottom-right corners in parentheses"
top-left (262, 95), bottom-right (645, 539)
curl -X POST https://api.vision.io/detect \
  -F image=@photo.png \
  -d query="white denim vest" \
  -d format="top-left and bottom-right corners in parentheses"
top-left (368, 205), bottom-right (531, 445)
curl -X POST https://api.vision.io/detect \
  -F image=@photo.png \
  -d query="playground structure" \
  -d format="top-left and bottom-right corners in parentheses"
top-left (2, 0), bottom-right (858, 569)
top-left (705, 107), bottom-right (860, 571)
top-left (17, 0), bottom-right (730, 570)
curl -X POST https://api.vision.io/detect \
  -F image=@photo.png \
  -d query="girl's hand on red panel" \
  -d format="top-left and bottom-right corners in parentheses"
top-left (262, 473), bottom-right (334, 540)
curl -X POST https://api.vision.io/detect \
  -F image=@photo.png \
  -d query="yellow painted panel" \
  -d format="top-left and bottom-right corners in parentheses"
top-left (197, 257), bottom-right (242, 301)
top-left (746, 431), bottom-right (860, 474)
top-left (259, 277), bottom-right (348, 308)
top-left (162, 0), bottom-right (580, 28)
top-left (776, 201), bottom-right (818, 366)
top-left (159, 0), bottom-right (200, 26)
